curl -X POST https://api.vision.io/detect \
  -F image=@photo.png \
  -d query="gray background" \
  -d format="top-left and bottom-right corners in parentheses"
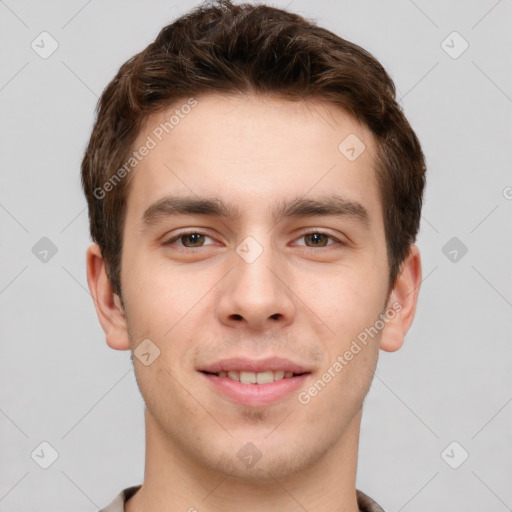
top-left (1, 0), bottom-right (511, 510)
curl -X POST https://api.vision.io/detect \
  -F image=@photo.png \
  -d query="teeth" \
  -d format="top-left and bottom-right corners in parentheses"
top-left (240, 371), bottom-right (257, 384)
top-left (217, 370), bottom-right (299, 384)
top-left (256, 371), bottom-right (274, 384)
top-left (227, 371), bottom-right (239, 381)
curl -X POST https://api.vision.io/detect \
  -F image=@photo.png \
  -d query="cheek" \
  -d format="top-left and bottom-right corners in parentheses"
top-left (133, 361), bottom-right (200, 442)
top-left (294, 261), bottom-right (387, 340)
top-left (123, 256), bottom-right (211, 334)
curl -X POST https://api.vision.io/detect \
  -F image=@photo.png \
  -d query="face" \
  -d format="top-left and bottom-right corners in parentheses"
top-left (108, 93), bottom-right (403, 481)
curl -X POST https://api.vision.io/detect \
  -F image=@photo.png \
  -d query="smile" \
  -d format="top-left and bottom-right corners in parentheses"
top-left (200, 371), bottom-right (311, 406)
top-left (202, 369), bottom-right (306, 384)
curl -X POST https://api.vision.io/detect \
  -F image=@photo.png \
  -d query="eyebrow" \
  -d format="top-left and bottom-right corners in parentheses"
top-left (141, 194), bottom-right (371, 230)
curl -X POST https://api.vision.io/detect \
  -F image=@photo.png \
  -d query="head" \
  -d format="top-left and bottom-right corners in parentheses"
top-left (83, 0), bottom-right (424, 484)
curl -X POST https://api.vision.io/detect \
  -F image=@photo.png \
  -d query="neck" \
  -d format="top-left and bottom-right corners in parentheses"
top-left (126, 408), bottom-right (363, 512)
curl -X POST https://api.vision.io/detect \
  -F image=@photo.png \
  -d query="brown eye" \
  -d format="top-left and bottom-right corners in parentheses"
top-left (163, 231), bottom-right (215, 249)
top-left (180, 233), bottom-right (206, 247)
top-left (294, 231), bottom-right (342, 248)
top-left (303, 233), bottom-right (331, 247)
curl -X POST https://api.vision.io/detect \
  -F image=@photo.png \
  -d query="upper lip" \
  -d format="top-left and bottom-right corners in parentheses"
top-left (199, 356), bottom-right (312, 374)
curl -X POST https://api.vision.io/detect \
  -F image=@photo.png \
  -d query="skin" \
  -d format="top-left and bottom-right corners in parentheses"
top-left (86, 93), bottom-right (422, 512)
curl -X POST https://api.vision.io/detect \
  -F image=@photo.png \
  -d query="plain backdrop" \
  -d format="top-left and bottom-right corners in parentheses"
top-left (1, 0), bottom-right (511, 510)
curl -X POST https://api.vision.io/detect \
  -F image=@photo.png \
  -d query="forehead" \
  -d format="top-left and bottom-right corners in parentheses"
top-left (125, 92), bottom-right (383, 230)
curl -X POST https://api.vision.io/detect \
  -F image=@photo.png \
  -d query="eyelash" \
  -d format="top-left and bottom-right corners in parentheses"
top-left (162, 230), bottom-right (345, 251)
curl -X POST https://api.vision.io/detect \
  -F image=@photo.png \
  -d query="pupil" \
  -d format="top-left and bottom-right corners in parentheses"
top-left (185, 233), bottom-right (203, 246)
top-left (307, 233), bottom-right (327, 247)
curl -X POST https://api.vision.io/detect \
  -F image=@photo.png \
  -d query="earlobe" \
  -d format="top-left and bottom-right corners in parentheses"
top-left (379, 244), bottom-right (422, 352)
top-left (85, 243), bottom-right (130, 351)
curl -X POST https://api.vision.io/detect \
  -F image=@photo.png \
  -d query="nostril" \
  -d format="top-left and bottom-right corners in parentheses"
top-left (270, 313), bottom-right (281, 320)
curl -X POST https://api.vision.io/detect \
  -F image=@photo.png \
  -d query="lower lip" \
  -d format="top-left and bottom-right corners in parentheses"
top-left (200, 372), bottom-right (310, 407)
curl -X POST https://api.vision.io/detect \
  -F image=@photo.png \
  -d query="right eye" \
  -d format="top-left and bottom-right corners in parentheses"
top-left (162, 230), bottom-right (217, 250)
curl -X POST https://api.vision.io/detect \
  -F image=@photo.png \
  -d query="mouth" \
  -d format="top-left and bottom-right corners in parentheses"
top-left (197, 357), bottom-right (313, 406)
top-left (200, 369), bottom-right (309, 384)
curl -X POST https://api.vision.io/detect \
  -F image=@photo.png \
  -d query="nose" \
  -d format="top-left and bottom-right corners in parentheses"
top-left (215, 240), bottom-right (296, 332)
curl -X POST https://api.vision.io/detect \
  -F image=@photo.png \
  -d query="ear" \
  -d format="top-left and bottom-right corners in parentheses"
top-left (85, 243), bottom-right (130, 350)
top-left (379, 244), bottom-right (422, 352)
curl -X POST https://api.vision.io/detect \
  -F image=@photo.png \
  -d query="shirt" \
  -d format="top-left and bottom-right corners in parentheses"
top-left (98, 485), bottom-right (385, 511)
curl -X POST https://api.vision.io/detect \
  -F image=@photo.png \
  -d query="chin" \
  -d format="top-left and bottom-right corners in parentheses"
top-left (195, 436), bottom-right (321, 484)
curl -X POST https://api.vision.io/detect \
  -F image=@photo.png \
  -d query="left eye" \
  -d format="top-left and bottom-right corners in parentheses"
top-left (293, 232), bottom-right (340, 248)
top-left (163, 231), bottom-right (341, 249)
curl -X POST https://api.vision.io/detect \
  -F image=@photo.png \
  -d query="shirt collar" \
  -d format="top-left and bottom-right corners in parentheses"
top-left (99, 485), bottom-right (385, 512)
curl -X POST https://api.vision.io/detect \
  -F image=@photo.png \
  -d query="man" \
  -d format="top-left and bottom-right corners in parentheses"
top-left (82, 1), bottom-right (425, 510)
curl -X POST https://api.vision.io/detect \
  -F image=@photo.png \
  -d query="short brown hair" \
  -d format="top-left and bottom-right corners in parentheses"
top-left (81, 0), bottom-right (426, 301)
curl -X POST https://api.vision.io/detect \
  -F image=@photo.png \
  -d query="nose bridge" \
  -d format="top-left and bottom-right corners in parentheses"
top-left (237, 238), bottom-right (277, 296)
top-left (216, 232), bottom-right (295, 329)
top-left (234, 233), bottom-right (282, 304)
